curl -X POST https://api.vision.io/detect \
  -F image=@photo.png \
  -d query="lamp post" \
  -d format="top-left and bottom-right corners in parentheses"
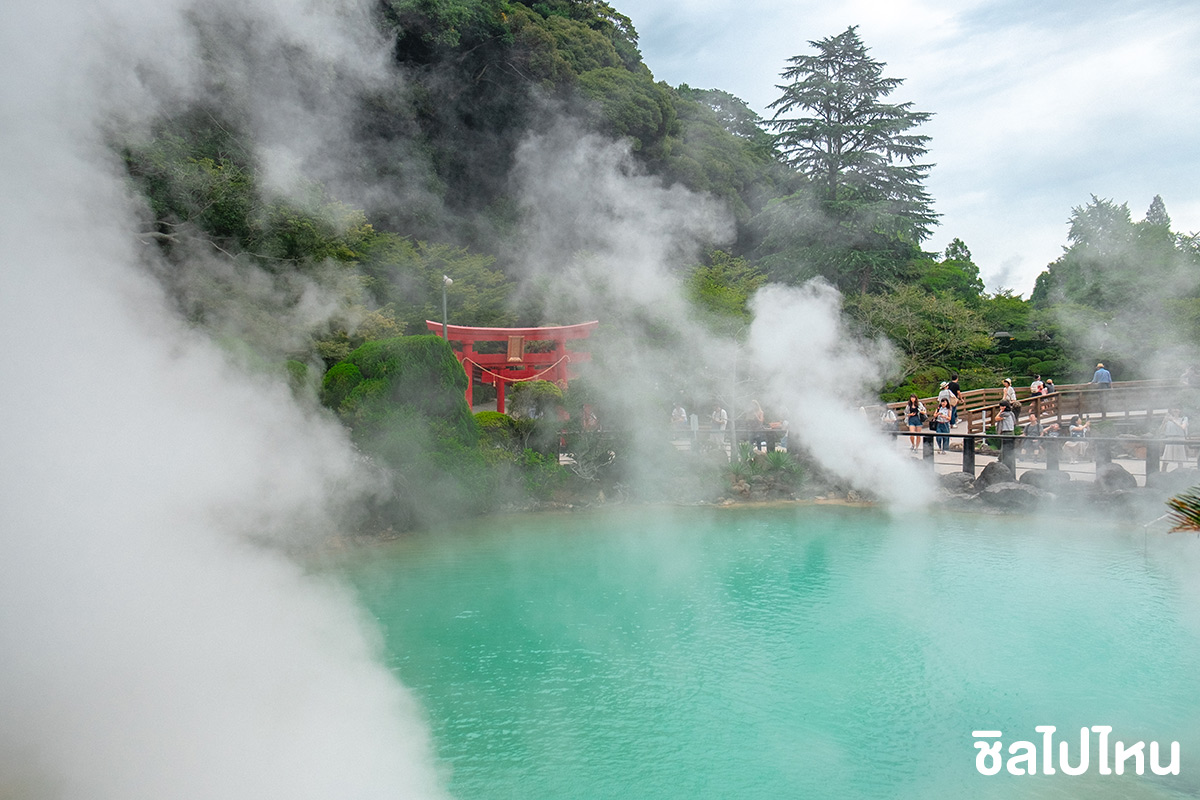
top-left (730, 347), bottom-right (738, 464)
top-left (729, 325), bottom-right (749, 464)
top-left (441, 275), bottom-right (453, 339)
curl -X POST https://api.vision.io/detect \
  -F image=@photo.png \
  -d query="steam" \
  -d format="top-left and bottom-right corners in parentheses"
top-left (0, 0), bottom-right (447, 796)
top-left (508, 122), bottom-right (934, 502)
top-left (747, 283), bottom-right (935, 505)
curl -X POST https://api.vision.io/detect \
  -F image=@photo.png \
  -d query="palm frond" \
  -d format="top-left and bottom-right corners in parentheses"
top-left (1166, 487), bottom-right (1200, 533)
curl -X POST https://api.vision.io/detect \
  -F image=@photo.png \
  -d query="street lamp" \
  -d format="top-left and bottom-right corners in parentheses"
top-left (441, 275), bottom-right (453, 339)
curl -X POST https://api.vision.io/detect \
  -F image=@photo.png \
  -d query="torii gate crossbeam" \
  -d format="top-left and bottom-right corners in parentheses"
top-left (426, 320), bottom-right (598, 413)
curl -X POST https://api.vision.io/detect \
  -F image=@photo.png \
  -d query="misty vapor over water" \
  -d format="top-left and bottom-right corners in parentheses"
top-left (0, 0), bottom-right (937, 791)
top-left (0, 0), bottom-right (447, 796)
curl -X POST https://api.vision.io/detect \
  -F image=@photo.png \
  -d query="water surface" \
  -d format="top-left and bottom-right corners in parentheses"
top-left (340, 505), bottom-right (1200, 799)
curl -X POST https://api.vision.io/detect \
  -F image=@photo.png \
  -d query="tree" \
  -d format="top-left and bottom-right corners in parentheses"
top-left (760, 27), bottom-right (937, 293)
top-left (684, 250), bottom-right (767, 332)
top-left (768, 27), bottom-right (935, 234)
top-left (916, 238), bottom-right (985, 303)
top-left (1145, 194), bottom-right (1171, 229)
top-left (846, 284), bottom-right (991, 383)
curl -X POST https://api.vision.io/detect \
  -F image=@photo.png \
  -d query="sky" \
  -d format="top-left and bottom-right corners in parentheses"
top-left (621, 0), bottom-right (1200, 296)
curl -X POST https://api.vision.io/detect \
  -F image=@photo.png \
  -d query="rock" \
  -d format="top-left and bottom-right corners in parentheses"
top-left (938, 471), bottom-right (977, 495)
top-left (976, 461), bottom-right (1014, 489)
top-left (1145, 468), bottom-right (1200, 496)
top-left (1018, 469), bottom-right (1071, 490)
top-left (979, 481), bottom-right (1049, 511)
top-left (1095, 462), bottom-right (1137, 492)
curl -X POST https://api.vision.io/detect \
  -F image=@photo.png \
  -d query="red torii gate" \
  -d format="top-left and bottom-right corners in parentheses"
top-left (426, 320), bottom-right (598, 413)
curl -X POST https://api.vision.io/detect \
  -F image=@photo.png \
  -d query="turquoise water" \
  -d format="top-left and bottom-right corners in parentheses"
top-left (340, 506), bottom-right (1200, 799)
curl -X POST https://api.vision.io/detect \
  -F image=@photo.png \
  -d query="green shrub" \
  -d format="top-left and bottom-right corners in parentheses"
top-left (320, 362), bottom-right (363, 411)
top-left (508, 380), bottom-right (565, 419)
top-left (476, 410), bottom-right (522, 452)
top-left (519, 448), bottom-right (566, 499)
top-left (319, 335), bottom-right (487, 529)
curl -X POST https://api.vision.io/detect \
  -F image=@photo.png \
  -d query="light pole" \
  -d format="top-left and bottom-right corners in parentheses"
top-left (441, 275), bottom-right (453, 339)
top-left (730, 345), bottom-right (738, 464)
top-left (729, 325), bottom-right (749, 464)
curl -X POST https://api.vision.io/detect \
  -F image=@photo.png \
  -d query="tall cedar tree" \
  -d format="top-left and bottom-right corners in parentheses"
top-left (767, 27), bottom-right (936, 290)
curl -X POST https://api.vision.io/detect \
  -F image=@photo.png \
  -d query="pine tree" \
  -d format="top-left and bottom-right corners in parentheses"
top-left (768, 26), bottom-right (936, 241)
top-left (760, 27), bottom-right (937, 293)
top-left (1145, 194), bottom-right (1171, 228)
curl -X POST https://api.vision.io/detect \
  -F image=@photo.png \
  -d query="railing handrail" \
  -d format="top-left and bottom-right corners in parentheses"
top-left (876, 379), bottom-right (1187, 435)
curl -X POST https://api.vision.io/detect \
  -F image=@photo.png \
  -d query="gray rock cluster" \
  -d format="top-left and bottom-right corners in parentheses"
top-left (936, 462), bottom-right (1199, 518)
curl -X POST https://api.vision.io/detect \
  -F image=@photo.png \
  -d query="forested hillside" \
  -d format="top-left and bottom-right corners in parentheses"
top-left (119, 0), bottom-right (1200, 403)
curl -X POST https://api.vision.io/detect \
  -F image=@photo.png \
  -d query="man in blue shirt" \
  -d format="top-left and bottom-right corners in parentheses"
top-left (1091, 362), bottom-right (1112, 388)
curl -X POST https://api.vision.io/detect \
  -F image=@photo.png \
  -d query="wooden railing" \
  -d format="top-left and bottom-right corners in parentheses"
top-left (888, 429), bottom-right (1196, 481)
top-left (882, 379), bottom-right (1184, 435)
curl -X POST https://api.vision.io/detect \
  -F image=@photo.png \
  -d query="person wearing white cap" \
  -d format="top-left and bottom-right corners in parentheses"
top-left (1000, 377), bottom-right (1017, 406)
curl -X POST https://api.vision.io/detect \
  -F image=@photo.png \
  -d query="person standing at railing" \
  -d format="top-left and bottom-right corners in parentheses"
top-left (994, 401), bottom-right (1016, 436)
top-left (1000, 378), bottom-right (1017, 406)
top-left (1090, 363), bottom-right (1113, 388)
top-left (905, 395), bottom-right (927, 452)
top-left (1159, 408), bottom-right (1189, 471)
top-left (947, 373), bottom-right (963, 426)
top-left (671, 402), bottom-right (688, 433)
top-left (1064, 415), bottom-right (1090, 463)
top-left (934, 398), bottom-right (952, 453)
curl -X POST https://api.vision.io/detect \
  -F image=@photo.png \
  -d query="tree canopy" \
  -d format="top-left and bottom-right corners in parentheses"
top-left (756, 26), bottom-right (937, 293)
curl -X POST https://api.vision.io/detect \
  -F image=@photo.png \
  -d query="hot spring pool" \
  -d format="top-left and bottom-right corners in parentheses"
top-left (339, 505), bottom-right (1200, 799)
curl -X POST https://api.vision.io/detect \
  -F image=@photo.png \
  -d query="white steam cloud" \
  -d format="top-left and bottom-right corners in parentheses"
top-left (748, 283), bottom-right (936, 506)
top-left (508, 123), bottom-right (934, 503)
top-left (0, 0), bottom-right (446, 797)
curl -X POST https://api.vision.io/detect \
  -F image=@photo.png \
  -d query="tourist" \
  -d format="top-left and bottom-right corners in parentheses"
top-left (947, 373), bottom-right (963, 426)
top-left (934, 397), bottom-right (952, 453)
top-left (1000, 378), bottom-right (1017, 406)
top-left (994, 400), bottom-right (1016, 436)
top-left (671, 402), bottom-right (688, 431)
top-left (1159, 408), bottom-right (1189, 471)
top-left (1090, 362), bottom-right (1113, 388)
top-left (1044, 378), bottom-right (1056, 393)
top-left (905, 394), bottom-right (927, 451)
top-left (748, 399), bottom-right (766, 451)
top-left (1064, 415), bottom-right (1090, 463)
top-left (1029, 375), bottom-right (1044, 396)
top-left (582, 403), bottom-right (600, 431)
top-left (710, 403), bottom-right (728, 432)
top-left (937, 381), bottom-right (954, 407)
top-left (1021, 410), bottom-right (1045, 459)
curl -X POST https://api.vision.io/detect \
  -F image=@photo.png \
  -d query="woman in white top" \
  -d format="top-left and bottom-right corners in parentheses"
top-left (1000, 378), bottom-right (1017, 406)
